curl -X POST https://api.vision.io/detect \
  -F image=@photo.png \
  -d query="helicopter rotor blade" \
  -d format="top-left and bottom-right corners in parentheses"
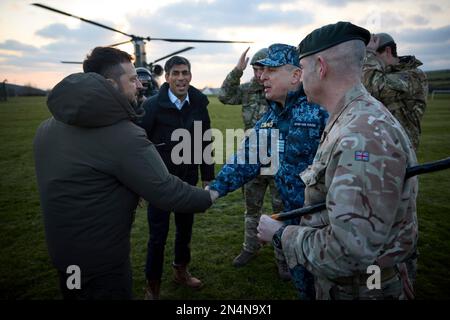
top-left (61, 61), bottom-right (82, 64)
top-left (152, 46), bottom-right (195, 64)
top-left (108, 40), bottom-right (133, 47)
top-left (32, 4), bottom-right (252, 44)
top-left (32, 3), bottom-right (133, 38)
top-left (148, 37), bottom-right (252, 43)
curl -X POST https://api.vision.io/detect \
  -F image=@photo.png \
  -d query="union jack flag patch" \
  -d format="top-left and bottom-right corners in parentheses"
top-left (355, 151), bottom-right (370, 162)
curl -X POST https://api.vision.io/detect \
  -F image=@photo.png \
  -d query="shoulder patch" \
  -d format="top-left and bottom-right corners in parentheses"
top-left (355, 151), bottom-right (370, 162)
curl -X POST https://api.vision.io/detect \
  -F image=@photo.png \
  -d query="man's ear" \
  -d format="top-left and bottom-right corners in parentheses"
top-left (317, 55), bottom-right (327, 80)
top-left (292, 68), bottom-right (302, 85)
top-left (385, 46), bottom-right (392, 57)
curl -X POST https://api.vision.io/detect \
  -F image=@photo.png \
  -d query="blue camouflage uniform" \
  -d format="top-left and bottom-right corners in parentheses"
top-left (210, 86), bottom-right (328, 212)
top-left (209, 43), bottom-right (329, 300)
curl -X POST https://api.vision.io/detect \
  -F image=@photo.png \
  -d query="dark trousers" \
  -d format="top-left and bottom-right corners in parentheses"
top-left (58, 259), bottom-right (133, 300)
top-left (145, 172), bottom-right (198, 281)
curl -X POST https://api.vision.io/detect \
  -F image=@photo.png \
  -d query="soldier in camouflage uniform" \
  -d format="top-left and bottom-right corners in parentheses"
top-left (218, 48), bottom-right (285, 270)
top-left (363, 33), bottom-right (427, 287)
top-left (258, 22), bottom-right (418, 300)
top-left (211, 43), bottom-right (329, 299)
top-left (363, 33), bottom-right (428, 151)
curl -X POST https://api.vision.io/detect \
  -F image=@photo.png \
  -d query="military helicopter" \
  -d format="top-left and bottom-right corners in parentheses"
top-left (32, 3), bottom-right (251, 98)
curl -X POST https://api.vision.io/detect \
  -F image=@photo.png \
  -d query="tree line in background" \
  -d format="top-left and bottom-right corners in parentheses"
top-left (1, 69), bottom-right (450, 101)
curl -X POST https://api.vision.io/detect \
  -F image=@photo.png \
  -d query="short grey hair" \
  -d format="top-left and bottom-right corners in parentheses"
top-left (308, 40), bottom-right (366, 78)
top-left (326, 40), bottom-right (365, 75)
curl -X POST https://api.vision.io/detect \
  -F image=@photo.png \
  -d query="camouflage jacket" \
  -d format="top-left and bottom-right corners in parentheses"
top-left (210, 87), bottom-right (328, 211)
top-left (280, 84), bottom-right (418, 280)
top-left (218, 67), bottom-right (269, 130)
top-left (363, 52), bottom-right (428, 150)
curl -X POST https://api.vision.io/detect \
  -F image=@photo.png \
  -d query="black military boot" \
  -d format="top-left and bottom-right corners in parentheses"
top-left (232, 250), bottom-right (257, 267)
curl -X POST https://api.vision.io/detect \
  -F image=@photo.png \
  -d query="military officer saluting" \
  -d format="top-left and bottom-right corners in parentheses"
top-left (258, 22), bottom-right (418, 300)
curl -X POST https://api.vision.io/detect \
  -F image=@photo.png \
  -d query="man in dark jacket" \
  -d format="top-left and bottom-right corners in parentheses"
top-left (138, 56), bottom-right (214, 299)
top-left (33, 47), bottom-right (216, 300)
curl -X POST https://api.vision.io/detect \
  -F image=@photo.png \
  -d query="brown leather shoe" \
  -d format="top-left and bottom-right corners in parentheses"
top-left (144, 280), bottom-right (161, 300)
top-left (173, 265), bottom-right (203, 289)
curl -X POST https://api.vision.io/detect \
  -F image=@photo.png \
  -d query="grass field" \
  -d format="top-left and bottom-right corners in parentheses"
top-left (0, 95), bottom-right (449, 300)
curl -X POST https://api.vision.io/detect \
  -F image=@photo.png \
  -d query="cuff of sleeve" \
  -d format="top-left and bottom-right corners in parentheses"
top-left (272, 224), bottom-right (287, 250)
top-left (281, 225), bottom-right (314, 269)
top-left (208, 182), bottom-right (226, 197)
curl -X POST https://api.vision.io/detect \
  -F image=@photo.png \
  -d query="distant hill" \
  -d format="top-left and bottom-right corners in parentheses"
top-left (2, 83), bottom-right (48, 97)
top-left (202, 87), bottom-right (221, 96)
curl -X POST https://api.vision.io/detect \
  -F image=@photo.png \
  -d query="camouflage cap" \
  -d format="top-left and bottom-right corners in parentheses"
top-left (256, 43), bottom-right (300, 68)
top-left (297, 21), bottom-right (371, 60)
top-left (250, 48), bottom-right (269, 66)
top-left (376, 32), bottom-right (396, 48)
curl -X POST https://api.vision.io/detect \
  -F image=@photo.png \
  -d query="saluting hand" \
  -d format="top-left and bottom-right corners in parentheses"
top-left (236, 47), bottom-right (250, 71)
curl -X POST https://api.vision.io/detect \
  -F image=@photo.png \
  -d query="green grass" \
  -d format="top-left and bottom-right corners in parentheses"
top-left (0, 95), bottom-right (449, 300)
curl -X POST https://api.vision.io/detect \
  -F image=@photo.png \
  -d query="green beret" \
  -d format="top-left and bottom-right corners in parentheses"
top-left (298, 21), bottom-right (371, 59)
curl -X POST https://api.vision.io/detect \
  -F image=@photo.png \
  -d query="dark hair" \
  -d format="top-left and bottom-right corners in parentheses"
top-left (164, 56), bottom-right (191, 74)
top-left (377, 41), bottom-right (398, 58)
top-left (83, 47), bottom-right (133, 80)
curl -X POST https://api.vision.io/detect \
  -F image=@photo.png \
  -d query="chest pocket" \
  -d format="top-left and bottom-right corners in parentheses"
top-left (284, 120), bottom-right (322, 163)
top-left (298, 143), bottom-right (336, 228)
top-left (299, 161), bottom-right (329, 228)
top-left (294, 121), bottom-right (321, 137)
top-left (300, 160), bottom-right (327, 204)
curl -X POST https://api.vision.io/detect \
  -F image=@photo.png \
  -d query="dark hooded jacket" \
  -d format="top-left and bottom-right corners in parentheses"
top-left (33, 72), bottom-right (212, 276)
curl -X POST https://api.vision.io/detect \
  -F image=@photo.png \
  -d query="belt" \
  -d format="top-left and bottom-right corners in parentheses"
top-left (332, 267), bottom-right (397, 286)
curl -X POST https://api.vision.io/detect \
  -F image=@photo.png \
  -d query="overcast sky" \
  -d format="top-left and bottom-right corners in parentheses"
top-left (1, 0), bottom-right (449, 90)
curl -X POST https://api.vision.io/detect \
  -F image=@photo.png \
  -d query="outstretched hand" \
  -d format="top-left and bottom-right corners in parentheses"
top-left (205, 185), bottom-right (219, 203)
top-left (236, 47), bottom-right (250, 71)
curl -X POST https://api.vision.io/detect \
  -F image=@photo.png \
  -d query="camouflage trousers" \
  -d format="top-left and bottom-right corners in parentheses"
top-left (243, 175), bottom-right (284, 254)
top-left (315, 272), bottom-right (403, 300)
top-left (405, 251), bottom-right (418, 287)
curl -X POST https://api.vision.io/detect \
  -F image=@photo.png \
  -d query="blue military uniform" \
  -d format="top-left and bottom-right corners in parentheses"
top-left (209, 43), bottom-right (329, 300)
top-left (210, 86), bottom-right (328, 212)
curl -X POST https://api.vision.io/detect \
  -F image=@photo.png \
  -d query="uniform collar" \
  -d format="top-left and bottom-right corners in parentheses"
top-left (268, 86), bottom-right (304, 115)
top-left (321, 83), bottom-right (367, 143)
top-left (387, 55), bottom-right (423, 72)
